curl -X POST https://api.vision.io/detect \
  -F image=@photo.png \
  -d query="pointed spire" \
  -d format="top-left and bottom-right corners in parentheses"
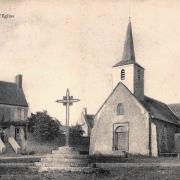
top-left (122, 18), bottom-right (135, 62)
top-left (113, 18), bottom-right (136, 67)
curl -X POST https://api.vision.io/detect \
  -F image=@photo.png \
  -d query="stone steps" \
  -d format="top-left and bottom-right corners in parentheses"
top-left (52, 150), bottom-right (79, 155)
top-left (35, 162), bottom-right (89, 167)
top-left (38, 166), bottom-right (94, 172)
top-left (45, 154), bottom-right (89, 159)
top-left (36, 146), bottom-right (92, 172)
top-left (40, 158), bottom-right (90, 163)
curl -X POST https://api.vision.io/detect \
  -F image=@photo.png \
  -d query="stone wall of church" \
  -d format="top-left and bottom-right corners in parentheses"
top-left (112, 64), bottom-right (134, 91)
top-left (90, 83), bottom-right (150, 156)
top-left (152, 119), bottom-right (177, 154)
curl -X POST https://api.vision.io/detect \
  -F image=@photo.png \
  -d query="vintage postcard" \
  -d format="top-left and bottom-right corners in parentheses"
top-left (0, 0), bottom-right (180, 179)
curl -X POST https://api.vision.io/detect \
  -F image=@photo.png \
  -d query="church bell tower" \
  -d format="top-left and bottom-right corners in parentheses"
top-left (113, 20), bottom-right (144, 101)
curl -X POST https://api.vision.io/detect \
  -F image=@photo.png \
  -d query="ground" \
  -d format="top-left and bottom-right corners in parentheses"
top-left (1, 157), bottom-right (180, 179)
top-left (1, 132), bottom-right (61, 157)
top-left (25, 132), bottom-right (62, 155)
top-left (1, 163), bottom-right (180, 180)
top-left (1, 133), bottom-right (180, 179)
top-left (3, 132), bottom-right (88, 156)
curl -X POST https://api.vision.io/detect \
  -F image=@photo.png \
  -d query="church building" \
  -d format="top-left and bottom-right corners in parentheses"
top-left (89, 21), bottom-right (180, 157)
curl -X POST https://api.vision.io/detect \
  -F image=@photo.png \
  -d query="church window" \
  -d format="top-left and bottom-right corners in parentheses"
top-left (121, 69), bottom-right (125, 80)
top-left (117, 103), bottom-right (124, 115)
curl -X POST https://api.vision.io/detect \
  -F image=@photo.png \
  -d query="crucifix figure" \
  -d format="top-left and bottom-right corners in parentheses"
top-left (56, 89), bottom-right (80, 146)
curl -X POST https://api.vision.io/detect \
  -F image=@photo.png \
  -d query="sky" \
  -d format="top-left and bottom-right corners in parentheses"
top-left (0, 0), bottom-right (180, 125)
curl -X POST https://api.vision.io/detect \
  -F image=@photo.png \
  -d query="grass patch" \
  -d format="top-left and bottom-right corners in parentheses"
top-left (1, 166), bottom-right (180, 180)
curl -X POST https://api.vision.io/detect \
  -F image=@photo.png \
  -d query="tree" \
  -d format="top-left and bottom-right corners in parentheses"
top-left (69, 124), bottom-right (84, 137)
top-left (27, 113), bottom-right (37, 133)
top-left (28, 111), bottom-right (61, 140)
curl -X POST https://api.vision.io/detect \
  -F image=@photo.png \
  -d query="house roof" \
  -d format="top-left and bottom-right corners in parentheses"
top-left (85, 114), bottom-right (94, 129)
top-left (168, 104), bottom-right (180, 120)
top-left (141, 96), bottom-right (180, 125)
top-left (0, 81), bottom-right (28, 107)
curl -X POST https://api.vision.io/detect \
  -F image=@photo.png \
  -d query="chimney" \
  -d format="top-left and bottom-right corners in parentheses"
top-left (15, 74), bottom-right (22, 88)
top-left (82, 107), bottom-right (87, 116)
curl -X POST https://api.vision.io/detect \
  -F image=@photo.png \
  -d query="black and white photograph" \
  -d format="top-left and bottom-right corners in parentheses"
top-left (0, 0), bottom-right (180, 179)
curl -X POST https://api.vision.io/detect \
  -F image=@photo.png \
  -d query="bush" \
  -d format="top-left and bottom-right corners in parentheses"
top-left (27, 113), bottom-right (37, 133)
top-left (28, 111), bottom-right (61, 141)
top-left (69, 124), bottom-right (84, 137)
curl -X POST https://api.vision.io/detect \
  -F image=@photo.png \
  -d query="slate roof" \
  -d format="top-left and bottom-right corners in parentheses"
top-left (113, 20), bottom-right (136, 67)
top-left (168, 104), bottom-right (180, 120)
top-left (141, 96), bottom-right (180, 125)
top-left (0, 81), bottom-right (28, 107)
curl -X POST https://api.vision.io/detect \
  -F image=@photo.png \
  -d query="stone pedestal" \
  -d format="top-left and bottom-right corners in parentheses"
top-left (35, 146), bottom-right (92, 172)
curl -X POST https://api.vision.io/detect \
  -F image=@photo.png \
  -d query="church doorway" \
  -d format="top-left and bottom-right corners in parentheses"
top-left (114, 125), bottom-right (128, 152)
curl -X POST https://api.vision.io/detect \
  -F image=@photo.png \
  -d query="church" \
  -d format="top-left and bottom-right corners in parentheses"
top-left (89, 20), bottom-right (180, 157)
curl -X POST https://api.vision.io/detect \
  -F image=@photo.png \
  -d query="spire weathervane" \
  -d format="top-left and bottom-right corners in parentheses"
top-left (56, 89), bottom-right (80, 146)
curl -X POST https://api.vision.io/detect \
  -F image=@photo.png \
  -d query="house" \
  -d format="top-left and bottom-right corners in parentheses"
top-left (0, 74), bottom-right (28, 153)
top-left (89, 20), bottom-right (180, 157)
top-left (79, 108), bottom-right (94, 137)
top-left (169, 104), bottom-right (180, 119)
top-left (168, 104), bottom-right (180, 152)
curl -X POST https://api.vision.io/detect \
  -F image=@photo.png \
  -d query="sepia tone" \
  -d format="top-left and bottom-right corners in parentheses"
top-left (0, 0), bottom-right (180, 179)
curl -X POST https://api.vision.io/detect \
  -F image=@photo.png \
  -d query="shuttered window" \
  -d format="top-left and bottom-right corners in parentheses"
top-left (14, 108), bottom-right (25, 121)
top-left (121, 69), bottom-right (125, 80)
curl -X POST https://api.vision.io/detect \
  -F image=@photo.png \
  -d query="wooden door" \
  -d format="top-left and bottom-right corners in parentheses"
top-left (15, 128), bottom-right (20, 141)
top-left (115, 126), bottom-right (128, 151)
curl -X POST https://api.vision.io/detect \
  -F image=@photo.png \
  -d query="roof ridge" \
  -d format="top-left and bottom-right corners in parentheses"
top-left (95, 82), bottom-right (121, 117)
top-left (95, 82), bottom-right (147, 117)
top-left (0, 81), bottom-right (16, 84)
top-left (166, 104), bottom-right (180, 123)
top-left (143, 95), bottom-right (180, 125)
top-left (169, 103), bottom-right (180, 106)
top-left (144, 95), bottom-right (167, 106)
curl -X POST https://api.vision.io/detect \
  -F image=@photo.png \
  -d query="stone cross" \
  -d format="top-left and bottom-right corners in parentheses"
top-left (56, 89), bottom-right (80, 146)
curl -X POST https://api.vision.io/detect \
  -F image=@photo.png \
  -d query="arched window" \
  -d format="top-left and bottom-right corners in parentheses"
top-left (121, 69), bottom-right (125, 80)
top-left (117, 103), bottom-right (124, 115)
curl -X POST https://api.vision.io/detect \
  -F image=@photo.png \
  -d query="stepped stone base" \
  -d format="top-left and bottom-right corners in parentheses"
top-left (36, 146), bottom-right (93, 172)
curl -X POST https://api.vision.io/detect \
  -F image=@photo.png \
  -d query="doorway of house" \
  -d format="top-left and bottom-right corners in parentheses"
top-left (15, 128), bottom-right (20, 142)
top-left (114, 125), bottom-right (128, 151)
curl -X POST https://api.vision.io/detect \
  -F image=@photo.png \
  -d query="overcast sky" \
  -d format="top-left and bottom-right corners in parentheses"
top-left (0, 0), bottom-right (180, 125)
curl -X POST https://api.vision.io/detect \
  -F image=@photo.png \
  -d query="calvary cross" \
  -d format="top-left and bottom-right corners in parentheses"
top-left (56, 88), bottom-right (80, 146)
